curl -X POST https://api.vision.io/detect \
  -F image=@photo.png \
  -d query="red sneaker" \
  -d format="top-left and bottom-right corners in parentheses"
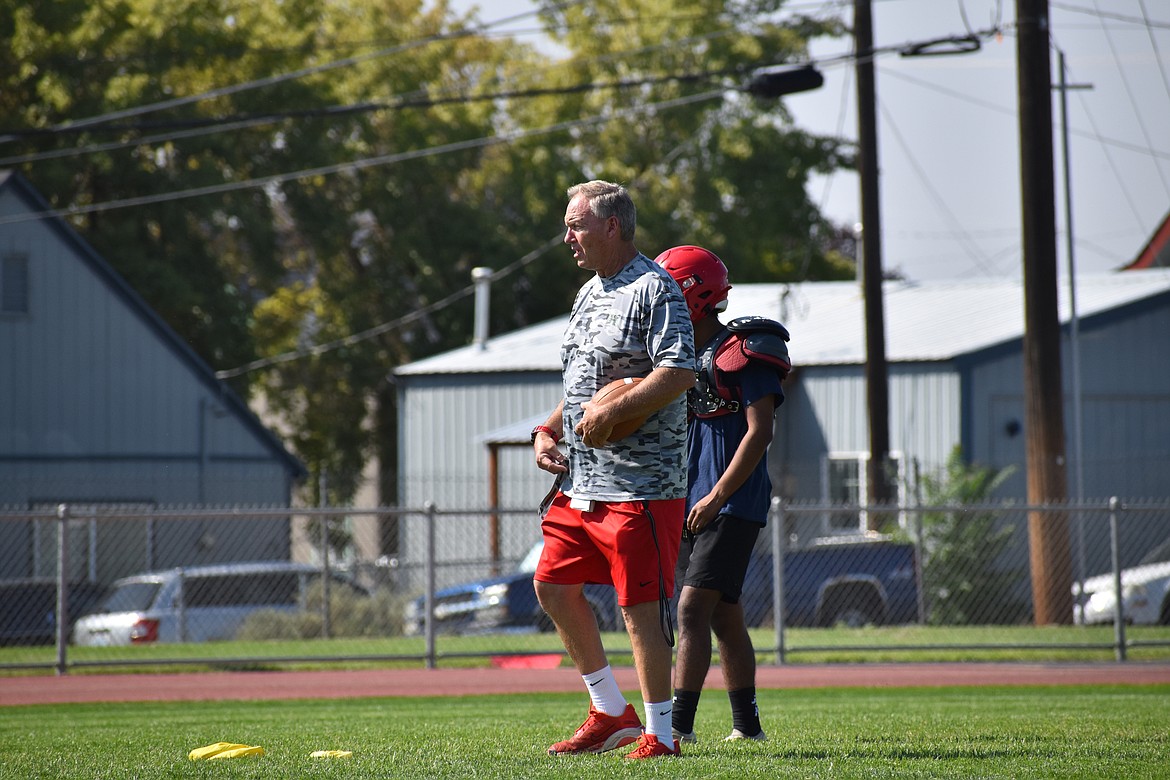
top-left (625, 733), bottom-right (680, 759)
top-left (548, 703), bottom-right (643, 755)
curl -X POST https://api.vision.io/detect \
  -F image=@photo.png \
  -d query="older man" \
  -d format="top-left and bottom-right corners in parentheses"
top-left (531, 180), bottom-right (695, 759)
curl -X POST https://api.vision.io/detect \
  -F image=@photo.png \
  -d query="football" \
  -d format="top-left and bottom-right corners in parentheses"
top-left (588, 377), bottom-right (649, 442)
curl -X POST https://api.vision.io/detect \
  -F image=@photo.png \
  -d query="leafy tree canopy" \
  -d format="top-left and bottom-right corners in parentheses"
top-left (1, 0), bottom-right (854, 501)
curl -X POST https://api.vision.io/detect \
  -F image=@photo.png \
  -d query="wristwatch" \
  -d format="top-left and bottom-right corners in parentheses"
top-left (530, 425), bottom-right (560, 445)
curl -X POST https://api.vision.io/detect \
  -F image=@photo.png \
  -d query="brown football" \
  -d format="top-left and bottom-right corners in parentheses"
top-left (589, 377), bottom-right (649, 442)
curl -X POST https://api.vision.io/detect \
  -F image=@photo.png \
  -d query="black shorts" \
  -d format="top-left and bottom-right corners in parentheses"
top-left (674, 514), bottom-right (762, 602)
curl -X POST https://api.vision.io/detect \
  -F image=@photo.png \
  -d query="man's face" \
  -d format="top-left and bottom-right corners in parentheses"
top-left (563, 194), bottom-right (612, 271)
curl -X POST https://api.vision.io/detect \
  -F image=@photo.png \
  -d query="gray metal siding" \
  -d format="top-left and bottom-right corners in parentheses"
top-left (1, 176), bottom-right (300, 580)
top-left (968, 297), bottom-right (1170, 501)
top-left (2, 228), bottom-right (271, 457)
top-left (783, 365), bottom-right (962, 501)
top-left (1065, 301), bottom-right (1170, 500)
top-left (397, 372), bottom-right (561, 582)
top-left (889, 364), bottom-right (962, 480)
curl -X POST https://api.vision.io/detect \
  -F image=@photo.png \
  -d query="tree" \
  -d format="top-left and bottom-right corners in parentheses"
top-left (2, 0), bottom-right (856, 506)
top-left (912, 447), bottom-right (1030, 625)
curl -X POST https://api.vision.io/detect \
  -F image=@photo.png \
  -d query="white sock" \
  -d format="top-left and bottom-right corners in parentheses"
top-left (582, 665), bottom-right (627, 716)
top-left (644, 700), bottom-right (675, 749)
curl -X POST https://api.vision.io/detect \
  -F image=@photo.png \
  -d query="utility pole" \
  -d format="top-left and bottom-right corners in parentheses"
top-left (854, 0), bottom-right (893, 523)
top-left (1016, 0), bottom-right (1072, 624)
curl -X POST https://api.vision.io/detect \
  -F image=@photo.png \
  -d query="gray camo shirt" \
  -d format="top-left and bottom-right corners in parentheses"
top-left (560, 253), bottom-right (696, 501)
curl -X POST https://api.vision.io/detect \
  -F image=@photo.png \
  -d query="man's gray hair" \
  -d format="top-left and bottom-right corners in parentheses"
top-left (566, 180), bottom-right (636, 242)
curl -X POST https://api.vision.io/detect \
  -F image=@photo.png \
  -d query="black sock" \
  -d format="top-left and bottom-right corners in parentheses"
top-left (728, 687), bottom-right (762, 736)
top-left (671, 689), bottom-right (701, 734)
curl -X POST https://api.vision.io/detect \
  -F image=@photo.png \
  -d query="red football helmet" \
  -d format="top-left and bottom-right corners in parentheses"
top-left (655, 245), bottom-right (731, 322)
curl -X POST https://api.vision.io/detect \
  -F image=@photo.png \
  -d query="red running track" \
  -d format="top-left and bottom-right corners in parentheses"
top-left (3, 663), bottom-right (1169, 706)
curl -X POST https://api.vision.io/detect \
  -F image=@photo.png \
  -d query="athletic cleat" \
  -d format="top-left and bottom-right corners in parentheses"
top-left (724, 728), bottom-right (767, 742)
top-left (672, 728), bottom-right (697, 744)
top-left (548, 703), bottom-right (643, 755)
top-left (625, 733), bottom-right (680, 759)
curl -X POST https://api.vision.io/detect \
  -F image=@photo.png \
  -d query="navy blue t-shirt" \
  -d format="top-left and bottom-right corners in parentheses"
top-left (686, 362), bottom-right (785, 524)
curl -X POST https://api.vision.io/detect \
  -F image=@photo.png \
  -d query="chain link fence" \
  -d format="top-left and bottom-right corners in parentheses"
top-left (1, 498), bottom-right (1168, 673)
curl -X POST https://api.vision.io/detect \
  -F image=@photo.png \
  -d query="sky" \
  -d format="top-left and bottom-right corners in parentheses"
top-left (446, 0), bottom-right (1170, 283)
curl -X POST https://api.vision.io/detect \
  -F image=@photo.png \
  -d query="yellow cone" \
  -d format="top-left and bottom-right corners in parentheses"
top-left (188, 742), bottom-right (265, 760)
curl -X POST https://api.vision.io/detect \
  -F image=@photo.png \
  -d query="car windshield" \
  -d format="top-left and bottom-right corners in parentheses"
top-left (1138, 537), bottom-right (1170, 566)
top-left (98, 581), bottom-right (161, 613)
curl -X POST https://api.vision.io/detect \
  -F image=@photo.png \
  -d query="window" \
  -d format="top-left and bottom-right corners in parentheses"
top-left (821, 452), bottom-right (904, 534)
top-left (2, 254), bottom-right (29, 314)
top-left (184, 572), bottom-right (300, 608)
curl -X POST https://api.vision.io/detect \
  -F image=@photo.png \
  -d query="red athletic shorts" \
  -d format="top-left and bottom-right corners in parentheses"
top-left (536, 493), bottom-right (684, 606)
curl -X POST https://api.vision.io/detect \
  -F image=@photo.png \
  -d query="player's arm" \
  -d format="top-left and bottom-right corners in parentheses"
top-left (576, 366), bottom-right (693, 447)
top-left (534, 400), bottom-right (568, 473)
top-left (686, 394), bottom-right (776, 534)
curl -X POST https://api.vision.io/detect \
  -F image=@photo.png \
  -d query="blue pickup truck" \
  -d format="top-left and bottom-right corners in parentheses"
top-left (404, 535), bottom-right (919, 635)
top-left (738, 535), bottom-right (920, 627)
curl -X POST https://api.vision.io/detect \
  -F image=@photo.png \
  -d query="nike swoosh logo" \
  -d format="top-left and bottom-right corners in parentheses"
top-left (639, 580), bottom-right (653, 587)
top-left (658, 709), bottom-right (671, 717)
top-left (588, 680), bottom-right (601, 686)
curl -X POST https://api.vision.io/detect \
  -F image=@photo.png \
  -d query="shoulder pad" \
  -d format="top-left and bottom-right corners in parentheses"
top-left (726, 315), bottom-right (790, 342)
top-left (714, 321), bottom-right (791, 377)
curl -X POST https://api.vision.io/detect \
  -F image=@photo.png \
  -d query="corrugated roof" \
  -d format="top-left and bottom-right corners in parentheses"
top-left (396, 270), bottom-right (1170, 375)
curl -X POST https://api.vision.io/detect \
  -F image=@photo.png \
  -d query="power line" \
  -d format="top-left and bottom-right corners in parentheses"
top-left (1050, 1), bottom-right (1170, 30)
top-left (214, 233), bottom-right (565, 379)
top-left (877, 101), bottom-right (998, 276)
top-left (1136, 0), bottom-right (1170, 119)
top-left (0, 89), bottom-right (724, 228)
top-left (0, 3), bottom-right (588, 146)
top-left (0, 63), bottom-right (788, 139)
top-left (882, 66), bottom-right (1170, 162)
top-left (1, 21), bottom-right (815, 165)
top-left (1090, 0), bottom-right (1170, 196)
top-left (214, 120), bottom-right (714, 379)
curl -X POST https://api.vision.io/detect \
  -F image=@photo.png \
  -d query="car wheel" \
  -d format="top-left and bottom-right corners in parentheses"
top-left (819, 584), bottom-right (883, 628)
top-left (829, 605), bottom-right (876, 628)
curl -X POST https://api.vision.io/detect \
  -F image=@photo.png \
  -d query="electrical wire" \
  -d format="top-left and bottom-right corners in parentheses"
top-left (881, 66), bottom-right (1170, 163)
top-left (0, 89), bottom-right (724, 228)
top-left (877, 101), bottom-right (998, 276)
top-left (1050, 1), bottom-right (1170, 30)
top-left (0, 62), bottom-right (790, 139)
top-left (0, 3), bottom-right (590, 146)
top-left (1090, 0), bottom-right (1170, 196)
top-left (1, 19), bottom-right (810, 164)
top-left (213, 120), bottom-right (713, 379)
top-left (1136, 0), bottom-right (1170, 111)
top-left (214, 233), bottom-right (565, 379)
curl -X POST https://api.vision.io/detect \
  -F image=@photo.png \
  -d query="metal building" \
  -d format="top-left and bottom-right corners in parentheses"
top-left (0, 171), bottom-right (305, 584)
top-left (394, 269), bottom-right (1170, 575)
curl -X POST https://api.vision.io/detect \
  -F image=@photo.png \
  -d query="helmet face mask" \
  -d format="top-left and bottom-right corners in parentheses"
top-left (654, 245), bottom-right (731, 322)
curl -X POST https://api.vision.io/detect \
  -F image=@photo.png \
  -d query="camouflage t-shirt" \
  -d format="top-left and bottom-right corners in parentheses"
top-left (560, 253), bottom-right (696, 501)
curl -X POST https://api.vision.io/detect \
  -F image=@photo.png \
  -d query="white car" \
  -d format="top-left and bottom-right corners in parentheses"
top-left (1074, 537), bottom-right (1170, 625)
top-left (73, 561), bottom-right (366, 646)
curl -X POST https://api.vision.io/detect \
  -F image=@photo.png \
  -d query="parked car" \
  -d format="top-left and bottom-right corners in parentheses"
top-left (1074, 535), bottom-right (1170, 625)
top-left (403, 542), bottom-right (621, 636)
top-left (0, 579), bottom-right (108, 646)
top-left (745, 534), bottom-right (920, 628)
top-left (72, 561), bottom-right (367, 646)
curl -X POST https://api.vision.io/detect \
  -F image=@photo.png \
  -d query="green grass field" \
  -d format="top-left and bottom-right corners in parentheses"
top-left (2, 685), bottom-right (1168, 779)
top-left (3, 624), bottom-right (1169, 674)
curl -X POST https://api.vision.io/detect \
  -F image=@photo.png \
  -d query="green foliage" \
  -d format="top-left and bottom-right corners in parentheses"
top-left (2, 0), bottom-right (855, 503)
top-left (235, 580), bottom-right (406, 641)
top-left (3, 687), bottom-right (1169, 779)
top-left (913, 447), bottom-right (1030, 625)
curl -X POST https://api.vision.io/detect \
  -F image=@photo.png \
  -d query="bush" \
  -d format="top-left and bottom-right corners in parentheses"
top-left (912, 447), bottom-right (1031, 625)
top-left (235, 580), bottom-right (408, 640)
